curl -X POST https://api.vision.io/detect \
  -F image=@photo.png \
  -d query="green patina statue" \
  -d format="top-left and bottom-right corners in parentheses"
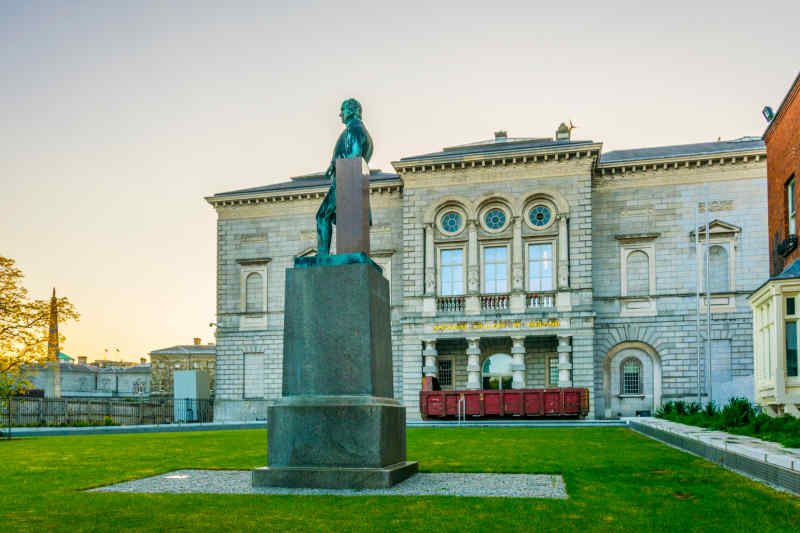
top-left (316, 98), bottom-right (374, 257)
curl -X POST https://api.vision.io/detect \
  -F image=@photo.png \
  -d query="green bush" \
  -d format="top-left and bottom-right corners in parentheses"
top-left (656, 397), bottom-right (799, 448)
top-left (103, 416), bottom-right (115, 426)
top-left (720, 397), bottom-right (755, 429)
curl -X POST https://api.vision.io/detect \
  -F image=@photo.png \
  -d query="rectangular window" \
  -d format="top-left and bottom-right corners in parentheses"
top-left (437, 358), bottom-right (453, 388)
top-left (787, 321), bottom-right (799, 378)
top-left (483, 246), bottom-right (508, 294)
top-left (440, 249), bottom-right (464, 296)
top-left (243, 353), bottom-right (264, 398)
top-left (788, 178), bottom-right (796, 236)
top-left (547, 357), bottom-right (559, 387)
top-left (788, 297), bottom-right (796, 316)
top-left (623, 361), bottom-right (642, 394)
top-left (528, 243), bottom-right (554, 291)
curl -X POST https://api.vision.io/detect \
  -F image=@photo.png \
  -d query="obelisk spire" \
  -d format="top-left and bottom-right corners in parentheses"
top-left (47, 288), bottom-right (61, 398)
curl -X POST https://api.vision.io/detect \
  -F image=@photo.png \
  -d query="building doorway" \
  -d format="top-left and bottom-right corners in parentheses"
top-left (482, 353), bottom-right (513, 390)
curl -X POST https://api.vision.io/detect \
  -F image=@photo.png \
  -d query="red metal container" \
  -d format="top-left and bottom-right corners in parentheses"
top-left (419, 388), bottom-right (590, 420)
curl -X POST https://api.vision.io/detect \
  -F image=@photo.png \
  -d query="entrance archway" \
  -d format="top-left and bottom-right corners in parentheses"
top-left (482, 353), bottom-right (513, 390)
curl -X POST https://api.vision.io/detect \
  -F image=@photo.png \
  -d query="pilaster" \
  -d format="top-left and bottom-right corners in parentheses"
top-left (557, 334), bottom-right (573, 387)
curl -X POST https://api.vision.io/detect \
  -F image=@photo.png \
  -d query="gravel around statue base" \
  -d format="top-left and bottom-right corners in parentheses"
top-left (90, 470), bottom-right (569, 499)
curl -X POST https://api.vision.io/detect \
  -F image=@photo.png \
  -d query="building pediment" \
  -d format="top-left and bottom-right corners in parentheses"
top-left (690, 220), bottom-right (741, 239)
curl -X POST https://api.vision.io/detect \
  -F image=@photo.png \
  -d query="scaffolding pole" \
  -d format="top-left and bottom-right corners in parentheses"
top-left (705, 183), bottom-right (712, 405)
top-left (695, 202), bottom-right (702, 405)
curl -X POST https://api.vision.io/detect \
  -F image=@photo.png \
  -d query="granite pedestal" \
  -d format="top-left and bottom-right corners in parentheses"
top-left (252, 260), bottom-right (418, 489)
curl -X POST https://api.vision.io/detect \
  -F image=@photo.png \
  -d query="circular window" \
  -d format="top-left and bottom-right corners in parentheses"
top-left (529, 205), bottom-right (552, 228)
top-left (484, 208), bottom-right (507, 230)
top-left (440, 211), bottom-right (462, 233)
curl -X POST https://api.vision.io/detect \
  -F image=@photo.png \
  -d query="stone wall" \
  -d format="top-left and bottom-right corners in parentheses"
top-left (592, 161), bottom-right (768, 416)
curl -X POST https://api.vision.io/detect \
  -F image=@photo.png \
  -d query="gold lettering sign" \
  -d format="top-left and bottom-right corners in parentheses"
top-left (432, 319), bottom-right (561, 332)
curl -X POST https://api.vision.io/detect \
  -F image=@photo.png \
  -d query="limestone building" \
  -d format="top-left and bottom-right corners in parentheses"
top-left (208, 128), bottom-right (768, 421)
top-left (149, 338), bottom-right (216, 396)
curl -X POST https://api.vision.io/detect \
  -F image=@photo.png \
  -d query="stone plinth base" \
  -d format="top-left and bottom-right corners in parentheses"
top-left (267, 396), bottom-right (407, 468)
top-left (252, 461), bottom-right (419, 490)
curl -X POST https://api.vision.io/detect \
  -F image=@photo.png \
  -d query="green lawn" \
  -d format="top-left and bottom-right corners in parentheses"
top-left (2, 428), bottom-right (798, 532)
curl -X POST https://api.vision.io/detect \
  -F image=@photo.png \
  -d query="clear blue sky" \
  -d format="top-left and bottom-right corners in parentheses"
top-left (1, 1), bottom-right (797, 361)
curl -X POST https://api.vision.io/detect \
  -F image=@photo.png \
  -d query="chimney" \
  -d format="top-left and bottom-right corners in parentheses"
top-left (140, 357), bottom-right (147, 365)
top-left (193, 337), bottom-right (202, 345)
top-left (494, 130), bottom-right (507, 142)
top-left (555, 122), bottom-right (570, 141)
top-left (78, 356), bottom-right (87, 365)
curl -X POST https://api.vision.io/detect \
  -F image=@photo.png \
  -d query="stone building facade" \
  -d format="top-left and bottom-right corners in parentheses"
top-left (149, 339), bottom-right (216, 397)
top-left (28, 360), bottom-right (151, 397)
top-left (208, 129), bottom-right (768, 421)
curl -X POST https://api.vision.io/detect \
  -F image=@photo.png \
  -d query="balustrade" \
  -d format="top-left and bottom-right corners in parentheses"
top-left (436, 296), bottom-right (465, 313)
top-left (526, 292), bottom-right (555, 309)
top-left (480, 294), bottom-right (508, 311)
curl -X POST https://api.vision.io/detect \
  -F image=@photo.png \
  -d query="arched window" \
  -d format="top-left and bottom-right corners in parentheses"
top-left (621, 359), bottom-right (642, 395)
top-left (245, 272), bottom-right (263, 313)
top-left (626, 251), bottom-right (649, 296)
top-left (708, 244), bottom-right (729, 293)
top-left (482, 353), bottom-right (513, 390)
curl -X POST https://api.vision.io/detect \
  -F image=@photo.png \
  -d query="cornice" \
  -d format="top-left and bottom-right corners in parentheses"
top-left (205, 180), bottom-right (403, 208)
top-left (593, 148), bottom-right (766, 189)
top-left (390, 143), bottom-right (603, 175)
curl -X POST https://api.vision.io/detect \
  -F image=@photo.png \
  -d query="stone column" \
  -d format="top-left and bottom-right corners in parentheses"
top-left (466, 337), bottom-right (482, 389)
top-left (465, 220), bottom-right (480, 315)
top-left (510, 216), bottom-right (525, 313)
top-left (511, 336), bottom-right (526, 389)
top-left (423, 223), bottom-right (436, 316)
top-left (557, 335), bottom-right (573, 387)
top-left (557, 214), bottom-right (569, 289)
top-left (422, 339), bottom-right (438, 378)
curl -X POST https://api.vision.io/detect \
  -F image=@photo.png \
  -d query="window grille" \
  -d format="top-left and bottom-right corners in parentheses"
top-left (548, 357), bottom-right (559, 387)
top-left (437, 359), bottom-right (453, 387)
top-left (484, 246), bottom-right (508, 293)
top-left (528, 243), bottom-right (553, 291)
top-left (622, 360), bottom-right (642, 395)
top-left (440, 249), bottom-right (464, 296)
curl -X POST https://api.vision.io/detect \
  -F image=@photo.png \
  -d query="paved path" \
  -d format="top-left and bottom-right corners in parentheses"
top-left (88, 469), bottom-right (568, 498)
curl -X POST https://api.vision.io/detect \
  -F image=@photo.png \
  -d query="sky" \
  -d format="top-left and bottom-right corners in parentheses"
top-left (1, 1), bottom-right (798, 363)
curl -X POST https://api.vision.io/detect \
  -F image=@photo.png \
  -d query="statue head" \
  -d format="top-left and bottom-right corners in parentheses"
top-left (339, 98), bottom-right (362, 123)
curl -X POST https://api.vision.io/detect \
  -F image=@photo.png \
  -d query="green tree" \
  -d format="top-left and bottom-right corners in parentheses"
top-left (0, 256), bottom-right (79, 396)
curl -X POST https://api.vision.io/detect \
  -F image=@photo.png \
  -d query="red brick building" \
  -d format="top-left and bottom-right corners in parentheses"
top-left (749, 72), bottom-right (800, 417)
top-left (765, 72), bottom-right (800, 276)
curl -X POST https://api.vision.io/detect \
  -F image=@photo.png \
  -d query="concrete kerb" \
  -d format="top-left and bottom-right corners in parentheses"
top-left (628, 417), bottom-right (800, 496)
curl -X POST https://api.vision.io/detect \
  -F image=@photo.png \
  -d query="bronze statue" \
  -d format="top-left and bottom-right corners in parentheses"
top-left (316, 98), bottom-right (374, 257)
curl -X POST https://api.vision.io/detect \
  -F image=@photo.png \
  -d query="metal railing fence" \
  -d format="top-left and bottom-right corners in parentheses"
top-left (1, 397), bottom-right (214, 428)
